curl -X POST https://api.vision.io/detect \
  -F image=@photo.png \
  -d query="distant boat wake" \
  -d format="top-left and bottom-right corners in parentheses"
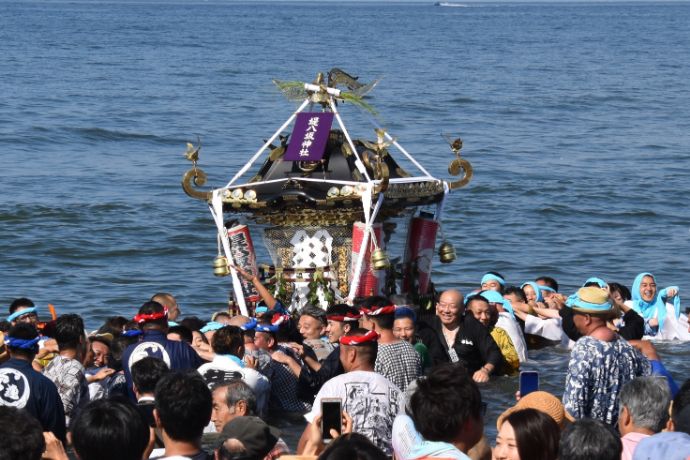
top-left (435, 2), bottom-right (468, 7)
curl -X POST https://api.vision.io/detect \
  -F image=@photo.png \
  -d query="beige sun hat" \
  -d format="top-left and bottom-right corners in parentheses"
top-left (496, 391), bottom-right (575, 430)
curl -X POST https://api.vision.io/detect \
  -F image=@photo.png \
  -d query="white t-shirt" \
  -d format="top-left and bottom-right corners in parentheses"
top-left (305, 370), bottom-right (403, 456)
top-left (496, 313), bottom-right (528, 363)
top-left (523, 315), bottom-right (572, 347)
top-left (197, 355), bottom-right (270, 416)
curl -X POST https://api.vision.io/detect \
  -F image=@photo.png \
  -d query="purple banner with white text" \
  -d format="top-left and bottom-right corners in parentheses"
top-left (284, 112), bottom-right (334, 161)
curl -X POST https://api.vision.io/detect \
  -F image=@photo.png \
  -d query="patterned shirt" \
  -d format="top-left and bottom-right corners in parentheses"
top-left (43, 355), bottom-right (89, 426)
top-left (563, 336), bottom-right (650, 425)
top-left (260, 345), bottom-right (312, 414)
top-left (490, 327), bottom-right (520, 376)
top-left (306, 370), bottom-right (402, 456)
top-left (375, 341), bottom-right (422, 392)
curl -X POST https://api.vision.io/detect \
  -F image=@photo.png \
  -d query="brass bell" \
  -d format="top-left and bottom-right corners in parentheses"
top-left (213, 255), bottom-right (230, 276)
top-left (371, 248), bottom-right (390, 270)
top-left (438, 241), bottom-right (457, 264)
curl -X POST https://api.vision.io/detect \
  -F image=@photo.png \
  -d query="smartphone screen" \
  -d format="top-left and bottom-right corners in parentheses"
top-left (519, 371), bottom-right (539, 397)
top-left (321, 399), bottom-right (342, 441)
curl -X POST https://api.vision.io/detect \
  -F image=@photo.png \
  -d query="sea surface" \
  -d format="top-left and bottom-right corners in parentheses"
top-left (1, 0), bottom-right (690, 444)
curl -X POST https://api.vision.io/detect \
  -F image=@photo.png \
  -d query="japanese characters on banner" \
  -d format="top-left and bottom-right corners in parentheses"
top-left (284, 112), bottom-right (335, 161)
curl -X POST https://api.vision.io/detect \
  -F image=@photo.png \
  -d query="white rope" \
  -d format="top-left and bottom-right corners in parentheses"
top-left (328, 96), bottom-right (371, 182)
top-left (225, 98), bottom-right (312, 188)
top-left (210, 191), bottom-right (248, 316)
top-left (361, 111), bottom-right (434, 178)
top-left (435, 181), bottom-right (450, 221)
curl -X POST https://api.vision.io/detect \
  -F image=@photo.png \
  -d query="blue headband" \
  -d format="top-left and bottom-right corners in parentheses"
top-left (478, 290), bottom-right (515, 319)
top-left (7, 307), bottom-right (38, 323)
top-left (539, 285), bottom-right (556, 293)
top-left (565, 293), bottom-right (612, 312)
top-left (200, 321), bottom-right (224, 333)
top-left (481, 273), bottom-right (505, 286)
top-left (122, 329), bottom-right (142, 337)
top-left (240, 318), bottom-right (258, 331)
top-left (631, 272), bottom-right (681, 331)
top-left (168, 321), bottom-right (179, 327)
top-left (521, 282), bottom-right (544, 302)
top-left (394, 306), bottom-right (417, 322)
top-left (584, 277), bottom-right (607, 288)
top-left (255, 306), bottom-right (269, 314)
top-left (255, 323), bottom-right (280, 333)
top-left (5, 336), bottom-right (40, 349)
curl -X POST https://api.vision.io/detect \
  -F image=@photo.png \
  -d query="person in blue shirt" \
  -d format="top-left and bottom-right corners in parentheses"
top-left (0, 323), bottom-right (66, 442)
top-left (121, 300), bottom-right (203, 399)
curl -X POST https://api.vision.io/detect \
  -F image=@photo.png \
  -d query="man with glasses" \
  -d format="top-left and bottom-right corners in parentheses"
top-left (7, 298), bottom-right (40, 326)
top-left (417, 289), bottom-right (504, 383)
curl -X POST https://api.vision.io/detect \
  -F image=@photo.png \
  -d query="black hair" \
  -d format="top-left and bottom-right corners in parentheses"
top-left (504, 286), bottom-right (527, 302)
top-left (6, 323), bottom-right (39, 358)
top-left (131, 357), bottom-right (169, 395)
top-left (0, 406), bottom-right (45, 460)
top-left (535, 276), bottom-right (559, 292)
top-left (486, 271), bottom-right (505, 280)
top-left (326, 303), bottom-right (361, 318)
top-left (559, 307), bottom-right (581, 342)
top-left (318, 433), bottom-right (388, 460)
top-left (368, 313), bottom-right (394, 330)
top-left (673, 379), bottom-right (690, 420)
top-left (72, 398), bottom-right (149, 460)
top-left (168, 325), bottom-right (193, 343)
top-left (608, 282), bottom-right (632, 302)
top-left (409, 363), bottom-right (481, 443)
top-left (137, 301), bottom-right (167, 330)
top-left (0, 320), bottom-right (10, 333)
top-left (465, 294), bottom-right (490, 309)
top-left (361, 296), bottom-right (394, 330)
top-left (54, 313), bottom-right (85, 350)
top-left (558, 419), bottom-right (621, 460)
top-left (110, 335), bottom-right (138, 372)
top-left (583, 281), bottom-right (601, 288)
top-left (504, 409), bottom-right (560, 460)
top-left (9, 297), bottom-right (34, 315)
top-left (212, 325), bottom-right (245, 357)
top-left (342, 328), bottom-right (378, 365)
top-left (98, 316), bottom-right (129, 337)
top-left (179, 316), bottom-right (207, 332)
top-left (300, 304), bottom-right (327, 326)
top-left (360, 296), bottom-right (389, 310)
top-left (155, 371), bottom-right (212, 442)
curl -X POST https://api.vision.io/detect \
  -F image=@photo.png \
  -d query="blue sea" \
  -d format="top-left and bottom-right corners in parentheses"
top-left (1, 0), bottom-right (689, 442)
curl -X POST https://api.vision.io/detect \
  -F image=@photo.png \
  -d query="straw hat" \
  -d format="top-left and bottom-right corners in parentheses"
top-left (496, 391), bottom-right (575, 430)
top-left (567, 287), bottom-right (613, 315)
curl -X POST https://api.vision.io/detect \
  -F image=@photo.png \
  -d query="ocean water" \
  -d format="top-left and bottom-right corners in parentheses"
top-left (1, 0), bottom-right (690, 443)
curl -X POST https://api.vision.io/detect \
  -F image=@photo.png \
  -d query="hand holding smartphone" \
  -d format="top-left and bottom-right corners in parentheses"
top-left (321, 398), bottom-right (343, 442)
top-left (519, 371), bottom-right (539, 397)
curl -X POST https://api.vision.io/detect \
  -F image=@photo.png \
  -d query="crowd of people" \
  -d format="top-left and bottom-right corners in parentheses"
top-left (1, 270), bottom-right (689, 460)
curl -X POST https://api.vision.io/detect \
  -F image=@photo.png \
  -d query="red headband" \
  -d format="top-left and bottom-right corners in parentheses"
top-left (326, 313), bottom-right (361, 322)
top-left (339, 330), bottom-right (379, 345)
top-left (134, 307), bottom-right (169, 324)
top-left (271, 313), bottom-right (291, 326)
top-left (362, 305), bottom-right (396, 316)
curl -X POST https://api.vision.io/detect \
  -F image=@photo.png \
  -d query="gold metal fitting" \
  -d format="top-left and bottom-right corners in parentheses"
top-left (438, 241), bottom-right (457, 264)
top-left (371, 248), bottom-right (390, 270)
top-left (213, 255), bottom-right (230, 276)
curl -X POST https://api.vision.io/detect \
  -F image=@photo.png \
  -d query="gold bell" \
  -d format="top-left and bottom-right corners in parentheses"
top-left (371, 248), bottom-right (390, 270)
top-left (213, 255), bottom-right (230, 276)
top-left (438, 241), bottom-right (457, 264)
